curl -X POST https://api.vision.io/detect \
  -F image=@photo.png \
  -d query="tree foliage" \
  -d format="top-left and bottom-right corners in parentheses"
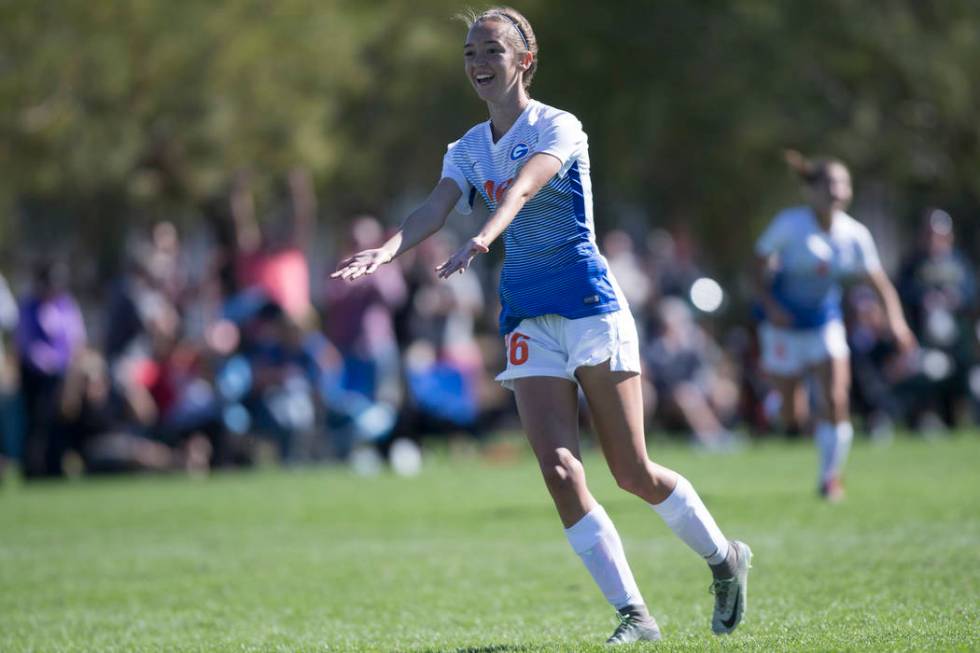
top-left (1, 1), bottom-right (978, 266)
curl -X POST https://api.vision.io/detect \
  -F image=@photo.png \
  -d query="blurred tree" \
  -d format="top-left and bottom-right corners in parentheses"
top-left (0, 1), bottom-right (977, 272)
top-left (536, 0), bottom-right (980, 268)
top-left (0, 0), bottom-right (369, 255)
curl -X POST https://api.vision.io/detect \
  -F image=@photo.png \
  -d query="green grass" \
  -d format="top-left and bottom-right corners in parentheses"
top-left (1, 433), bottom-right (978, 652)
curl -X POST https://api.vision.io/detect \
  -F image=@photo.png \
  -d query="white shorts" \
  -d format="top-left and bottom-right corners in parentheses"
top-left (759, 320), bottom-right (849, 377)
top-left (496, 309), bottom-right (642, 391)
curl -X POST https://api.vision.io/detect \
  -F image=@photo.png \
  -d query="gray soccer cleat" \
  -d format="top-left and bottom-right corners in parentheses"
top-left (606, 605), bottom-right (662, 645)
top-left (710, 540), bottom-right (752, 635)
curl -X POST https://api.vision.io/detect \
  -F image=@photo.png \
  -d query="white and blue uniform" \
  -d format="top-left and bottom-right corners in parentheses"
top-left (441, 100), bottom-right (639, 388)
top-left (755, 206), bottom-right (882, 375)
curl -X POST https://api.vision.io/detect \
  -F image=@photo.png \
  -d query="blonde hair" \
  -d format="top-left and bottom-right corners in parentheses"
top-left (458, 6), bottom-right (539, 90)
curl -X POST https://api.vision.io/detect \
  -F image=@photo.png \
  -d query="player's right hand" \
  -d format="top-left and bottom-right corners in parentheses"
top-left (331, 248), bottom-right (392, 281)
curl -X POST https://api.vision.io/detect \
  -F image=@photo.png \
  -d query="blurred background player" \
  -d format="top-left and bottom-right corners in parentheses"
top-left (754, 151), bottom-right (917, 500)
top-left (333, 6), bottom-right (750, 643)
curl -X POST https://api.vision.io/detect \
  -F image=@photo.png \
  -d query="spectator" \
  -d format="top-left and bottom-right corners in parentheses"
top-left (604, 230), bottom-right (653, 324)
top-left (145, 220), bottom-right (188, 306)
top-left (103, 255), bottom-right (176, 364)
top-left (323, 216), bottom-right (407, 412)
top-left (643, 298), bottom-right (739, 449)
top-left (639, 227), bottom-right (704, 339)
top-left (16, 260), bottom-right (87, 477)
top-left (650, 225), bottom-right (703, 301)
top-left (0, 270), bottom-right (18, 474)
top-left (897, 209), bottom-right (978, 427)
top-left (235, 302), bottom-right (321, 461)
top-left (846, 285), bottom-right (917, 437)
top-left (121, 306), bottom-right (225, 469)
top-left (56, 348), bottom-right (191, 474)
top-left (399, 234), bottom-right (485, 437)
top-left (231, 169), bottom-right (316, 323)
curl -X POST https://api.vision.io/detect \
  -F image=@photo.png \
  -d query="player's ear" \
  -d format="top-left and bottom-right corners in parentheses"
top-left (520, 51), bottom-right (533, 72)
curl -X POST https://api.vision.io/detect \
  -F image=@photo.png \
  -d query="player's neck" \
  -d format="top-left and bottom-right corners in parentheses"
top-left (813, 207), bottom-right (834, 230)
top-left (487, 93), bottom-right (530, 143)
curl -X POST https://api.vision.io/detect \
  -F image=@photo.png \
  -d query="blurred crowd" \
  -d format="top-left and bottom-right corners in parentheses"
top-left (0, 180), bottom-right (977, 480)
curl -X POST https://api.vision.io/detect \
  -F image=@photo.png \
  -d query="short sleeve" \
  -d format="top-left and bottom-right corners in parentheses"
top-left (441, 142), bottom-right (474, 215)
top-left (755, 212), bottom-right (792, 257)
top-left (537, 113), bottom-right (586, 178)
top-left (852, 223), bottom-right (882, 274)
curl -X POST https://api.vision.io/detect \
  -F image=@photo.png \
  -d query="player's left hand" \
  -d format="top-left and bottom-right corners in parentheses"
top-left (436, 237), bottom-right (489, 279)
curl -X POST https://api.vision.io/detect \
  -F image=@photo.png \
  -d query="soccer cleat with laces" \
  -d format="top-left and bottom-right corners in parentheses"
top-left (710, 540), bottom-right (752, 635)
top-left (606, 605), bottom-right (662, 645)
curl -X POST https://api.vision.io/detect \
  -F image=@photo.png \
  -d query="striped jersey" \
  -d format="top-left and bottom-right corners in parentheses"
top-left (755, 205), bottom-right (882, 329)
top-left (441, 99), bottom-right (620, 335)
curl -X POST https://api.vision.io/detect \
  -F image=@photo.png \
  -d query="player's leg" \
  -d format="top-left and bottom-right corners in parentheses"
top-left (576, 363), bottom-right (731, 561)
top-left (576, 361), bottom-right (751, 635)
top-left (759, 322), bottom-right (809, 433)
top-left (513, 375), bottom-right (659, 643)
top-left (808, 321), bottom-right (852, 501)
top-left (513, 376), bottom-right (593, 526)
top-left (768, 373), bottom-right (808, 433)
top-left (812, 354), bottom-right (852, 500)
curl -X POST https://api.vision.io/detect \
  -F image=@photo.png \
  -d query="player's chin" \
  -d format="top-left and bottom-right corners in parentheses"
top-left (470, 83), bottom-right (494, 101)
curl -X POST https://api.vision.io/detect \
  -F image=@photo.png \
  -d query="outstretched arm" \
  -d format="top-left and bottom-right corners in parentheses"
top-left (331, 178), bottom-right (461, 281)
top-left (436, 153), bottom-right (561, 278)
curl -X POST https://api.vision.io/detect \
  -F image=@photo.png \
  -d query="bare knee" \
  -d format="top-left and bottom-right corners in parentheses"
top-left (539, 447), bottom-right (586, 495)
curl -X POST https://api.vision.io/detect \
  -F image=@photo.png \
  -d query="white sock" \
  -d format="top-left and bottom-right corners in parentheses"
top-left (831, 421), bottom-right (853, 480)
top-left (816, 420), bottom-right (836, 483)
top-left (564, 504), bottom-right (644, 609)
top-left (650, 475), bottom-right (730, 565)
top-left (816, 420), bottom-right (852, 483)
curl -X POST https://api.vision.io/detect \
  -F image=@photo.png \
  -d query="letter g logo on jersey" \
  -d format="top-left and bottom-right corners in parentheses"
top-left (510, 143), bottom-right (529, 161)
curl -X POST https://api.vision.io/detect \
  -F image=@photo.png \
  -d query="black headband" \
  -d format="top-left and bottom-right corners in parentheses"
top-left (493, 12), bottom-right (530, 50)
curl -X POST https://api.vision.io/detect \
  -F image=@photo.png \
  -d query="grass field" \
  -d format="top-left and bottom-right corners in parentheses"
top-left (1, 433), bottom-right (978, 652)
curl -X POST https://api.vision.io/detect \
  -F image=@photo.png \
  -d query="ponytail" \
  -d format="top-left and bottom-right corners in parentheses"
top-left (785, 149), bottom-right (850, 188)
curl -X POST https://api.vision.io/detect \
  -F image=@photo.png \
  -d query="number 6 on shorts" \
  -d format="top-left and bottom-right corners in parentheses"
top-left (508, 332), bottom-right (529, 366)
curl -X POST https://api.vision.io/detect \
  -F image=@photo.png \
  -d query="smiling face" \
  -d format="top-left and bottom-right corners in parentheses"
top-left (464, 19), bottom-right (531, 104)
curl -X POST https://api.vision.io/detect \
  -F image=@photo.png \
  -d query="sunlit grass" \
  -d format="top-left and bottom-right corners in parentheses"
top-left (1, 433), bottom-right (977, 652)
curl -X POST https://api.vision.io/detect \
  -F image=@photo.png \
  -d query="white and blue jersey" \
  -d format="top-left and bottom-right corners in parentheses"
top-left (441, 100), bottom-right (620, 335)
top-left (755, 206), bottom-right (882, 329)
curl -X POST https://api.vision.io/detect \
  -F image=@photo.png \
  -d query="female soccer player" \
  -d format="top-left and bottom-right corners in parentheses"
top-left (755, 152), bottom-right (916, 501)
top-left (333, 7), bottom-right (750, 643)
